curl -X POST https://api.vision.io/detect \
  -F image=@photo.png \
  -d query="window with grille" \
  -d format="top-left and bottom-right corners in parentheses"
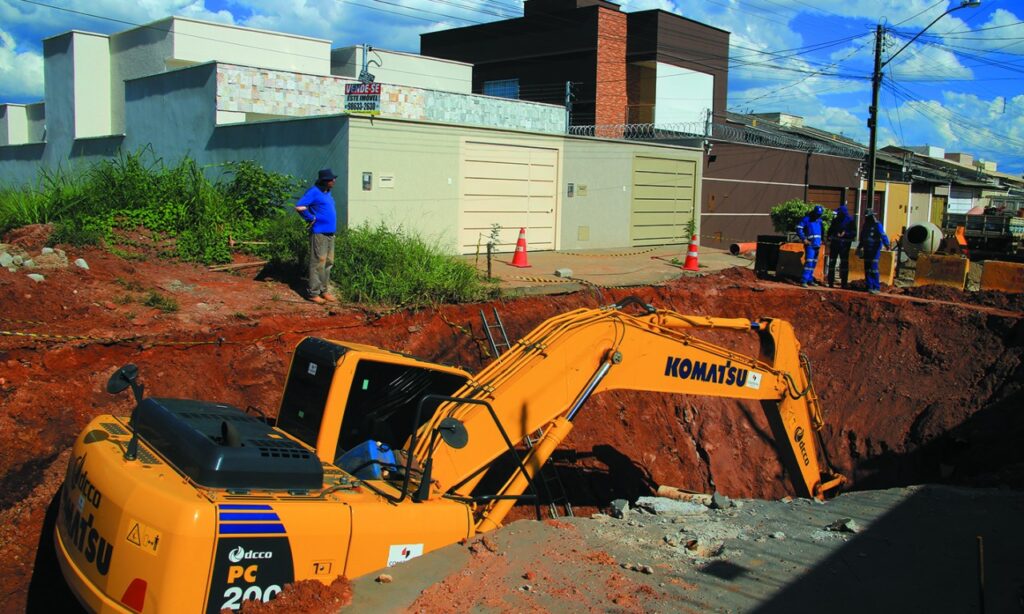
top-left (483, 78), bottom-right (520, 99)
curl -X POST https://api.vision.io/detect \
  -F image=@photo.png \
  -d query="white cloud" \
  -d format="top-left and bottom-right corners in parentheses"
top-left (880, 91), bottom-right (1024, 173)
top-left (939, 8), bottom-right (1024, 54)
top-left (617, 0), bottom-right (678, 11)
top-left (0, 1), bottom-right (235, 39)
top-left (886, 38), bottom-right (973, 81)
top-left (0, 0), bottom-right (233, 101)
top-left (0, 27), bottom-right (43, 101)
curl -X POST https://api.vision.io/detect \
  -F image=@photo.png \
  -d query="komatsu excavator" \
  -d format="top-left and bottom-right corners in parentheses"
top-left (55, 299), bottom-right (844, 613)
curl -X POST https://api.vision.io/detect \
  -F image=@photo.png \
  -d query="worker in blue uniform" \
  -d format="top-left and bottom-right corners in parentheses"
top-left (856, 210), bottom-right (891, 295)
top-left (825, 202), bottom-right (856, 288)
top-left (795, 205), bottom-right (824, 288)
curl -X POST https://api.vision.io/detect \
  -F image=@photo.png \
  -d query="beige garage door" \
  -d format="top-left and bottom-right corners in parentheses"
top-left (459, 141), bottom-right (558, 254)
top-left (631, 156), bottom-right (696, 246)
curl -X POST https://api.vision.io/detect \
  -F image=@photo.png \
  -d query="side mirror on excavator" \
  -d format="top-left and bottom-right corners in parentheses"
top-left (413, 417), bottom-right (469, 503)
top-left (106, 364), bottom-right (146, 461)
top-left (106, 364), bottom-right (144, 404)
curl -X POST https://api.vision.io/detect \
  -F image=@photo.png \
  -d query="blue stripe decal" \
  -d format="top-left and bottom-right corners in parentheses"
top-left (218, 504), bottom-right (273, 510)
top-left (219, 512), bottom-right (281, 521)
top-left (219, 523), bottom-right (286, 535)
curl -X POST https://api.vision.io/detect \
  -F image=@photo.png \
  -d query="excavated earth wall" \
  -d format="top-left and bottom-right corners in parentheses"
top-left (0, 235), bottom-right (1021, 611)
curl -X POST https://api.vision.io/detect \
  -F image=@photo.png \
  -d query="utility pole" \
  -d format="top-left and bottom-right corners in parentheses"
top-left (864, 24), bottom-right (883, 224)
top-left (863, 1), bottom-right (981, 236)
top-left (564, 81), bottom-right (573, 133)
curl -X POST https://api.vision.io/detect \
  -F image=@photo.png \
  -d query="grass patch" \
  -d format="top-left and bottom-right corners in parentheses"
top-left (142, 291), bottom-right (179, 312)
top-left (115, 278), bottom-right (144, 291)
top-left (332, 223), bottom-right (495, 307)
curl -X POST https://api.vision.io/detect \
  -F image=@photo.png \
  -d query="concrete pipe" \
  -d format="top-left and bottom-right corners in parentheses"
top-left (902, 221), bottom-right (945, 259)
top-left (729, 242), bottom-right (757, 256)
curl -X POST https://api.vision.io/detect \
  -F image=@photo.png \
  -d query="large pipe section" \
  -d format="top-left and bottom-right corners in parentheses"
top-left (729, 242), bottom-right (757, 256)
top-left (902, 222), bottom-right (945, 259)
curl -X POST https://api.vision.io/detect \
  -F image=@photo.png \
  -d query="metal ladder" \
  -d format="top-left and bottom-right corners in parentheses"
top-left (479, 307), bottom-right (511, 359)
top-left (479, 309), bottom-right (573, 518)
top-left (524, 429), bottom-right (575, 519)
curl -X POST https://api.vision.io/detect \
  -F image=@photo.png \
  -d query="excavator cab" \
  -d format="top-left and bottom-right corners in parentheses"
top-left (276, 337), bottom-right (470, 473)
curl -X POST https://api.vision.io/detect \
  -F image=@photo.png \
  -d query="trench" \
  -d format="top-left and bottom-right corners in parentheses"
top-left (1, 267), bottom-right (1022, 611)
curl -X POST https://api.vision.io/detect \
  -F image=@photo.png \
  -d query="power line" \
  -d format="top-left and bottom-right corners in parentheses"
top-left (925, 19), bottom-right (1024, 35)
top-left (894, 1), bottom-right (947, 26)
top-left (905, 33), bottom-right (1024, 74)
top-left (15, 0), bottom-right (332, 61)
top-left (337, 0), bottom-right (483, 24)
top-left (733, 32), bottom-right (875, 108)
top-left (14, 0), bottom-right (491, 84)
top-left (425, 0), bottom-right (519, 19)
top-left (884, 79), bottom-right (1024, 150)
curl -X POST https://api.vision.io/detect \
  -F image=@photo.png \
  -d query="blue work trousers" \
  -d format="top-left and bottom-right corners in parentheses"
top-left (802, 244), bottom-right (820, 284)
top-left (862, 244), bottom-right (882, 291)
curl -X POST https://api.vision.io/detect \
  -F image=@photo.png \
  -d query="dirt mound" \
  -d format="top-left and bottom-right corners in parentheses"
top-left (1, 237), bottom-right (1022, 611)
top-left (236, 577), bottom-right (353, 613)
top-left (895, 284), bottom-right (1024, 311)
top-left (3, 224), bottom-right (53, 251)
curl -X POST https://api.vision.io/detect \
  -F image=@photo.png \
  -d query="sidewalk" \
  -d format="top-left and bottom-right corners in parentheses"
top-left (461, 245), bottom-right (753, 296)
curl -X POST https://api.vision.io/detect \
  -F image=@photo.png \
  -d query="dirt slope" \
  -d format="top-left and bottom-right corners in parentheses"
top-left (1, 227), bottom-right (1022, 611)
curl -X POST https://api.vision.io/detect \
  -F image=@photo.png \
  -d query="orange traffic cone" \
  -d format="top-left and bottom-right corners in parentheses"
top-left (510, 227), bottom-right (531, 268)
top-left (681, 234), bottom-right (700, 271)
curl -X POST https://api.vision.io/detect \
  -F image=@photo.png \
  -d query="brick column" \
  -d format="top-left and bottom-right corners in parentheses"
top-left (595, 6), bottom-right (627, 138)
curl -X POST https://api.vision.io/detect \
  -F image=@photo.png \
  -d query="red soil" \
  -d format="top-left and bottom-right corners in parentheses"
top-left (1, 226), bottom-right (1022, 611)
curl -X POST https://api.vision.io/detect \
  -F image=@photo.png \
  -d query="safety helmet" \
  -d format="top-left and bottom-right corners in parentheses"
top-left (812, 205), bottom-right (824, 217)
top-left (865, 209), bottom-right (876, 219)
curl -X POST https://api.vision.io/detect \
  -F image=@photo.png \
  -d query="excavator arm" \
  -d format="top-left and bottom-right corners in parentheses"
top-left (412, 299), bottom-right (845, 530)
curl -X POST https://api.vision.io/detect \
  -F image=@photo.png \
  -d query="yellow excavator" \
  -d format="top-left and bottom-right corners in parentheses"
top-left (54, 299), bottom-right (845, 613)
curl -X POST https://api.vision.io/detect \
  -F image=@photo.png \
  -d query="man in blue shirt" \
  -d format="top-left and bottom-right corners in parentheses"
top-left (795, 205), bottom-right (824, 288)
top-left (856, 210), bottom-right (891, 295)
top-left (295, 168), bottom-right (339, 304)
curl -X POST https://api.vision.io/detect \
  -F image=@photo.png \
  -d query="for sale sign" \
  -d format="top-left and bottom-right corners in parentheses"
top-left (345, 82), bottom-right (382, 115)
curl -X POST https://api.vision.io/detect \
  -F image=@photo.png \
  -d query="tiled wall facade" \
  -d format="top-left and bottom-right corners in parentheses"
top-left (216, 64), bottom-right (564, 134)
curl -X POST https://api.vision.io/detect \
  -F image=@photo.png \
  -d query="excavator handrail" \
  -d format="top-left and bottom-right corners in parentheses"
top-left (410, 394), bottom-right (544, 519)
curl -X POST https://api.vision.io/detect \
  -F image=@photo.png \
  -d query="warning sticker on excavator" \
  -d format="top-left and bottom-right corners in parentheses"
top-left (387, 544), bottom-right (423, 567)
top-left (746, 371), bottom-right (762, 390)
top-left (126, 518), bottom-right (162, 555)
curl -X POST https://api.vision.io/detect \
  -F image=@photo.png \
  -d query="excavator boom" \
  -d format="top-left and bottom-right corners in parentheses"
top-left (414, 300), bottom-right (844, 529)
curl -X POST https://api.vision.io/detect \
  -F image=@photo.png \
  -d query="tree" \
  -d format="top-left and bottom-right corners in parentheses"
top-left (769, 199), bottom-right (835, 236)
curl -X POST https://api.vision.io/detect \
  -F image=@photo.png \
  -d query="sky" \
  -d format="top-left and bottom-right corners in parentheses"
top-left (1, 0), bottom-right (1022, 175)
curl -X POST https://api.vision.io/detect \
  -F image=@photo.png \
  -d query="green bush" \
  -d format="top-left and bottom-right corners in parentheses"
top-left (51, 220), bottom-right (104, 246)
top-left (769, 199), bottom-right (836, 236)
top-left (332, 223), bottom-right (495, 306)
top-left (256, 211), bottom-right (309, 266)
top-left (218, 160), bottom-right (301, 221)
top-left (2, 150), bottom-right (302, 264)
top-left (3, 152), bottom-right (496, 307)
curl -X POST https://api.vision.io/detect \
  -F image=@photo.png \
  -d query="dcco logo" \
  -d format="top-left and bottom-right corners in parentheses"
top-left (228, 546), bottom-right (273, 563)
